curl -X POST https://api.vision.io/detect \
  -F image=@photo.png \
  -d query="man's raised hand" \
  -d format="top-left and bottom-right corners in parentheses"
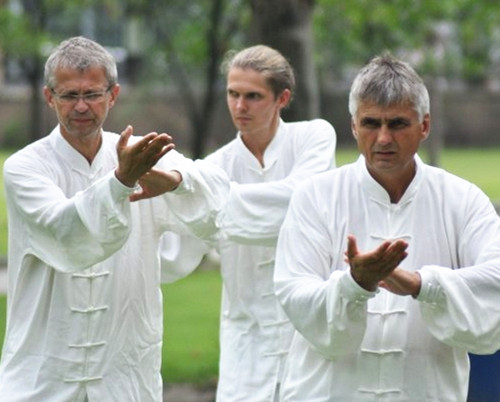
top-left (115, 125), bottom-right (175, 187)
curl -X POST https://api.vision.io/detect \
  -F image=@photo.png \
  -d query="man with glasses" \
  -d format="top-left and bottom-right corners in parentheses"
top-left (49, 85), bottom-right (113, 104)
top-left (0, 36), bottom-right (228, 402)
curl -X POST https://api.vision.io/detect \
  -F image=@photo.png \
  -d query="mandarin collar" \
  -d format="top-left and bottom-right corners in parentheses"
top-left (49, 125), bottom-right (106, 176)
top-left (235, 119), bottom-right (285, 171)
top-left (356, 153), bottom-right (424, 205)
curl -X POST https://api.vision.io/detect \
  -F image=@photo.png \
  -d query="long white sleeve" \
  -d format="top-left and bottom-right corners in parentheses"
top-left (416, 191), bottom-right (500, 354)
top-left (274, 185), bottom-right (376, 359)
top-left (151, 155), bottom-right (229, 283)
top-left (151, 153), bottom-right (230, 241)
top-left (211, 119), bottom-right (336, 246)
top-left (3, 151), bottom-right (134, 273)
top-left (158, 232), bottom-right (211, 283)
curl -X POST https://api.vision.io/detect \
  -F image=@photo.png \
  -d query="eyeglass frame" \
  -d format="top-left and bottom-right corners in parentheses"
top-left (49, 84), bottom-right (114, 105)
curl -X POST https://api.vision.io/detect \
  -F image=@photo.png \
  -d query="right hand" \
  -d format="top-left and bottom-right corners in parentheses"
top-left (345, 234), bottom-right (408, 291)
top-left (115, 125), bottom-right (175, 187)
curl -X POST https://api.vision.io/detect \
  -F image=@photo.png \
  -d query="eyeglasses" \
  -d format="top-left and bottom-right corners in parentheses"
top-left (50, 85), bottom-right (113, 105)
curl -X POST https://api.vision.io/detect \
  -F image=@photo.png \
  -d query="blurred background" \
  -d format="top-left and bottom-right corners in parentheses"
top-left (1, 1), bottom-right (500, 400)
top-left (1, 0), bottom-right (500, 162)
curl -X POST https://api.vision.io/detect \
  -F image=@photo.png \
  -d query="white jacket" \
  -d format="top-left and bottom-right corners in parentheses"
top-left (209, 119), bottom-right (336, 401)
top-left (0, 126), bottom-right (229, 402)
top-left (274, 155), bottom-right (500, 401)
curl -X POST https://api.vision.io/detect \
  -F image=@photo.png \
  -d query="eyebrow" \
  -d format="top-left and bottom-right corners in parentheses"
top-left (360, 116), bottom-right (411, 125)
top-left (60, 88), bottom-right (107, 95)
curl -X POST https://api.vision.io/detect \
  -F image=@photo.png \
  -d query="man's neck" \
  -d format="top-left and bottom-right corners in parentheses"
top-left (240, 118), bottom-right (280, 168)
top-left (61, 128), bottom-right (103, 165)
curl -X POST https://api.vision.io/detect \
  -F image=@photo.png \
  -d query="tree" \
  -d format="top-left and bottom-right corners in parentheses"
top-left (0, 1), bottom-right (50, 144)
top-left (311, 0), bottom-right (500, 165)
top-left (0, 0), bottom-right (123, 144)
top-left (123, 0), bottom-right (248, 158)
top-left (3, 0), bottom-right (500, 157)
top-left (249, 0), bottom-right (319, 121)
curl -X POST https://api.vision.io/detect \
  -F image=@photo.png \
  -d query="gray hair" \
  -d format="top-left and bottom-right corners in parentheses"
top-left (348, 53), bottom-right (430, 121)
top-left (44, 36), bottom-right (118, 89)
top-left (221, 44), bottom-right (295, 101)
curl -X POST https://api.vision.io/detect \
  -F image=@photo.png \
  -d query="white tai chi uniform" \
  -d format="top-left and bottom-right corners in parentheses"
top-left (209, 119), bottom-right (336, 401)
top-left (275, 155), bottom-right (500, 402)
top-left (0, 126), bottom-right (229, 402)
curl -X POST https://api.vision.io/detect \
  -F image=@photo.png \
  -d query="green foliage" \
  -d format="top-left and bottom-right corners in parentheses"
top-left (135, 0), bottom-right (249, 85)
top-left (0, 295), bottom-right (5, 350)
top-left (313, 0), bottom-right (500, 83)
top-left (0, 7), bottom-right (50, 57)
top-left (0, 152), bottom-right (8, 256)
top-left (2, 0), bottom-right (500, 86)
top-left (1, 118), bottom-right (29, 150)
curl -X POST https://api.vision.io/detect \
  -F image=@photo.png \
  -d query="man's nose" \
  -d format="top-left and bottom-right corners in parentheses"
top-left (236, 97), bottom-right (247, 110)
top-left (377, 125), bottom-right (393, 144)
top-left (74, 97), bottom-right (90, 112)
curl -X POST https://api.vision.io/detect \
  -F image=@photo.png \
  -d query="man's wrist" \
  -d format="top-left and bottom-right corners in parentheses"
top-left (169, 170), bottom-right (182, 192)
top-left (114, 168), bottom-right (137, 188)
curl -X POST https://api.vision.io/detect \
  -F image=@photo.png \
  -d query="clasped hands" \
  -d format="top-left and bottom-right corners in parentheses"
top-left (345, 234), bottom-right (421, 297)
top-left (115, 125), bottom-right (182, 201)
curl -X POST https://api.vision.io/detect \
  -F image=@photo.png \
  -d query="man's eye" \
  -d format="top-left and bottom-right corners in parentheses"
top-left (246, 93), bottom-right (261, 100)
top-left (361, 119), bottom-right (380, 128)
top-left (85, 93), bottom-right (102, 101)
top-left (60, 94), bottom-right (77, 101)
top-left (388, 119), bottom-right (409, 129)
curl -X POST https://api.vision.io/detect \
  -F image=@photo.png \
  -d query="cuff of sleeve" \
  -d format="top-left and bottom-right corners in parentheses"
top-left (338, 270), bottom-right (378, 302)
top-left (109, 172), bottom-right (137, 199)
top-left (170, 168), bottom-right (191, 195)
top-left (415, 267), bottom-right (444, 305)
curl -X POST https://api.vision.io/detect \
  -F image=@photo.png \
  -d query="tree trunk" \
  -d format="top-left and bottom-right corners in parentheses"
top-left (21, 0), bottom-right (46, 142)
top-left (249, 0), bottom-right (319, 121)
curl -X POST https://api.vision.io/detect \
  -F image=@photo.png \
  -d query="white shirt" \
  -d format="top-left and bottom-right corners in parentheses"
top-left (274, 155), bottom-right (500, 402)
top-left (208, 119), bottom-right (336, 401)
top-left (0, 126), bottom-right (229, 402)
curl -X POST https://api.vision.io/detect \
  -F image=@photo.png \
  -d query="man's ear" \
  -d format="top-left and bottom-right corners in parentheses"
top-left (108, 84), bottom-right (121, 108)
top-left (351, 119), bottom-right (358, 139)
top-left (278, 89), bottom-right (292, 109)
top-left (421, 113), bottom-right (431, 141)
top-left (43, 86), bottom-right (56, 110)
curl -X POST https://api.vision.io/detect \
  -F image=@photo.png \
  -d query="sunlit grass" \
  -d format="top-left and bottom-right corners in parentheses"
top-left (335, 146), bottom-right (500, 202)
top-left (161, 268), bottom-right (221, 383)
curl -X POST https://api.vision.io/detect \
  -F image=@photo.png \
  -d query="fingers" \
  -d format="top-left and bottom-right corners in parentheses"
top-left (345, 234), bottom-right (358, 260)
top-left (129, 190), bottom-right (147, 202)
top-left (116, 128), bottom-right (176, 187)
top-left (347, 236), bottom-right (409, 291)
top-left (136, 133), bottom-right (175, 167)
top-left (118, 125), bottom-right (134, 149)
top-left (384, 239), bottom-right (409, 267)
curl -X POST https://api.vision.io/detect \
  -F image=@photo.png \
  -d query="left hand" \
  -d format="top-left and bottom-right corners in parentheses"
top-left (379, 268), bottom-right (422, 297)
top-left (129, 168), bottom-right (182, 202)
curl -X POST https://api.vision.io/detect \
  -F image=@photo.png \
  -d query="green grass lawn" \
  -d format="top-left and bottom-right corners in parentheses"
top-left (0, 146), bottom-right (499, 384)
top-left (335, 147), bottom-right (500, 202)
top-left (161, 268), bottom-right (221, 384)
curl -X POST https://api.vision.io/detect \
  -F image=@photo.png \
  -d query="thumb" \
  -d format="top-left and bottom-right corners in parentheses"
top-left (346, 234), bottom-right (359, 259)
top-left (117, 125), bottom-right (134, 149)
